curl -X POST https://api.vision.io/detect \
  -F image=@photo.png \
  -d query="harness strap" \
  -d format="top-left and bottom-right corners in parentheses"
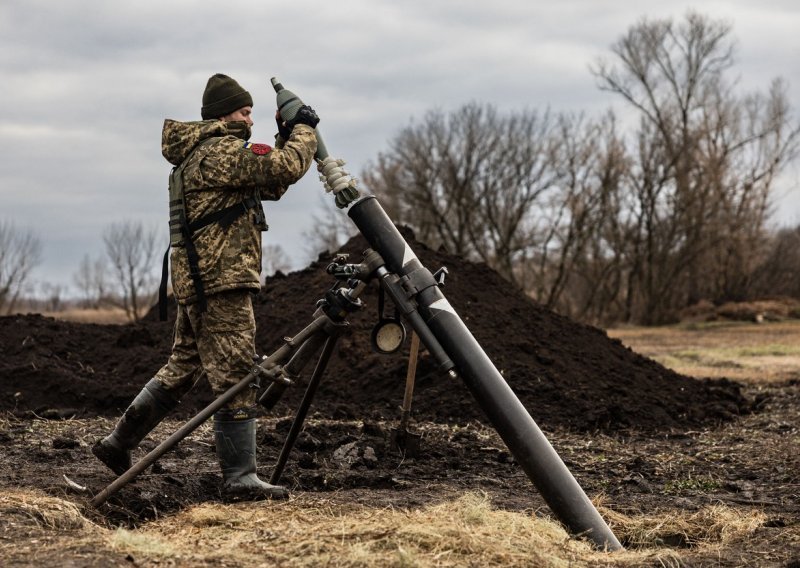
top-left (187, 196), bottom-right (261, 232)
top-left (158, 245), bottom-right (171, 320)
top-left (158, 198), bottom-right (259, 320)
top-left (182, 219), bottom-right (208, 313)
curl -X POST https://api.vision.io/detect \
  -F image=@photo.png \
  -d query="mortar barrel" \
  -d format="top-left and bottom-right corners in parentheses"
top-left (348, 195), bottom-right (622, 551)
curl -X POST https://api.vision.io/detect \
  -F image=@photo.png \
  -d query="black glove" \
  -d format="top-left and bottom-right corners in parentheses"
top-left (275, 113), bottom-right (291, 140)
top-left (287, 104), bottom-right (320, 130)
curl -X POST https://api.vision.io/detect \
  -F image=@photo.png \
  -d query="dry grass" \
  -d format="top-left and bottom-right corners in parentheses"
top-left (604, 504), bottom-right (766, 551)
top-left (0, 489), bottom-right (771, 567)
top-left (41, 307), bottom-right (131, 324)
top-left (137, 492), bottom-right (600, 567)
top-left (0, 489), bottom-right (103, 565)
top-left (608, 320), bottom-right (800, 383)
top-left (0, 489), bottom-right (94, 531)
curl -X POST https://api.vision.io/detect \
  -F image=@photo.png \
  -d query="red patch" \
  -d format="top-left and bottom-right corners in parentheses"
top-left (250, 143), bottom-right (272, 155)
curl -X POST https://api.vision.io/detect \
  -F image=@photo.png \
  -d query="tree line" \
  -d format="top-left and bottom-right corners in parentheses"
top-left (0, 220), bottom-right (162, 321)
top-left (363, 12), bottom-right (800, 324)
top-left (0, 219), bottom-right (293, 321)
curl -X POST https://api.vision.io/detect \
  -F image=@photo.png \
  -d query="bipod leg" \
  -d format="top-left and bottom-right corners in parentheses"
top-left (90, 316), bottom-right (332, 508)
top-left (269, 334), bottom-right (338, 485)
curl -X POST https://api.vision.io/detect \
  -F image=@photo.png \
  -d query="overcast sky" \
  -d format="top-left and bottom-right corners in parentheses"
top-left (1, 0), bottom-right (798, 296)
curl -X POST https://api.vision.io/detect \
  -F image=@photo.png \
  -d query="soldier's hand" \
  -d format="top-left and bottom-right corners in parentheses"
top-left (275, 110), bottom-right (291, 139)
top-left (287, 105), bottom-right (320, 130)
top-left (335, 186), bottom-right (360, 209)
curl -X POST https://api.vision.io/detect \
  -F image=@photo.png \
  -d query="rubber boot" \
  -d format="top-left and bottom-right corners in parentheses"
top-left (91, 378), bottom-right (179, 475)
top-left (214, 409), bottom-right (289, 500)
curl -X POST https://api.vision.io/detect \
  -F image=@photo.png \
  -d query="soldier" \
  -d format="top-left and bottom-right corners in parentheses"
top-left (92, 73), bottom-right (320, 500)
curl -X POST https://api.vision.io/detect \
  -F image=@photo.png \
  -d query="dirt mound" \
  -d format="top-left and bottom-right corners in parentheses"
top-left (0, 315), bottom-right (173, 417)
top-left (0, 229), bottom-right (748, 432)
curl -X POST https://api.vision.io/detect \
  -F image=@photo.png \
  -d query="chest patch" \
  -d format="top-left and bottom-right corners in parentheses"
top-left (244, 141), bottom-right (272, 155)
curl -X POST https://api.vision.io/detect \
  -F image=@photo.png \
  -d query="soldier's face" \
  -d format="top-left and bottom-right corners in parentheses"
top-left (222, 106), bottom-right (254, 127)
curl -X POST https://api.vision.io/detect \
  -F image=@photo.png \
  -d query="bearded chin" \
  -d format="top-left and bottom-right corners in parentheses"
top-left (227, 121), bottom-right (252, 141)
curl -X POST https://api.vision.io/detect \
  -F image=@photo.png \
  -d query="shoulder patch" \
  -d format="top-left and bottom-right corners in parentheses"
top-left (243, 141), bottom-right (272, 155)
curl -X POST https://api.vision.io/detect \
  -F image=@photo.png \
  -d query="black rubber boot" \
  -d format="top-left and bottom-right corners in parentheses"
top-left (214, 409), bottom-right (289, 501)
top-left (92, 378), bottom-right (179, 475)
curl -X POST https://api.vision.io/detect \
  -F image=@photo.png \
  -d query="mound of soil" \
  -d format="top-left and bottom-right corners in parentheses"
top-left (0, 229), bottom-right (748, 432)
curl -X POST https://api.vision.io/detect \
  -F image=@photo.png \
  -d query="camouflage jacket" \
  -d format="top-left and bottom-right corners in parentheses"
top-left (161, 119), bottom-right (317, 304)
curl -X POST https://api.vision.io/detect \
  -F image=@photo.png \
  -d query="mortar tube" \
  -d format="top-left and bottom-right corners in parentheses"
top-left (348, 196), bottom-right (622, 551)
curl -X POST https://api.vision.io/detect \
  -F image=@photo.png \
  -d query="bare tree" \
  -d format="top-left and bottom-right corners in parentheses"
top-left (73, 254), bottom-right (110, 309)
top-left (362, 103), bottom-right (562, 289)
top-left (700, 79), bottom-right (800, 301)
top-left (593, 11), bottom-right (800, 323)
top-left (363, 104), bottom-right (486, 257)
top-left (547, 112), bottom-right (631, 322)
top-left (748, 225), bottom-right (800, 299)
top-left (39, 282), bottom-right (65, 313)
top-left (362, 102), bottom-right (634, 316)
top-left (261, 243), bottom-right (291, 280)
top-left (302, 196), bottom-right (358, 260)
top-left (103, 220), bottom-right (159, 321)
top-left (0, 221), bottom-right (42, 315)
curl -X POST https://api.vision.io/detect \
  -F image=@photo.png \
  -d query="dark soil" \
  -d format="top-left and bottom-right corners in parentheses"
top-left (2, 229), bottom-right (797, 566)
top-left (0, 379), bottom-right (797, 566)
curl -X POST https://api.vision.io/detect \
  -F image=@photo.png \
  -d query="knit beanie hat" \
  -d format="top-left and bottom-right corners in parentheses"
top-left (201, 74), bottom-right (253, 119)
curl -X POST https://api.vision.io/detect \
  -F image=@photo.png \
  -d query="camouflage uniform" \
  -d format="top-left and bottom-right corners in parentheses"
top-left (92, 74), bottom-right (313, 500)
top-left (156, 119), bottom-right (317, 408)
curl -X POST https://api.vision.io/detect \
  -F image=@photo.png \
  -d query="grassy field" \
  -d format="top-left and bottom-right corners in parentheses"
top-left (39, 307), bottom-right (132, 324)
top-left (608, 319), bottom-right (800, 384)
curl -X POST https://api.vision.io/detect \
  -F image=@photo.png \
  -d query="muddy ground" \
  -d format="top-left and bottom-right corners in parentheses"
top-left (1, 378), bottom-right (798, 566)
top-left (1, 231), bottom-right (799, 566)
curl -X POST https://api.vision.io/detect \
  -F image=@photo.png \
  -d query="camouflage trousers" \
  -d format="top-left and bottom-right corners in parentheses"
top-left (154, 289), bottom-right (258, 409)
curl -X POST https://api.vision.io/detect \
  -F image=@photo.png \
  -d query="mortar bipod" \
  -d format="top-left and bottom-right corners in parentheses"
top-left (258, 269), bottom-right (366, 410)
